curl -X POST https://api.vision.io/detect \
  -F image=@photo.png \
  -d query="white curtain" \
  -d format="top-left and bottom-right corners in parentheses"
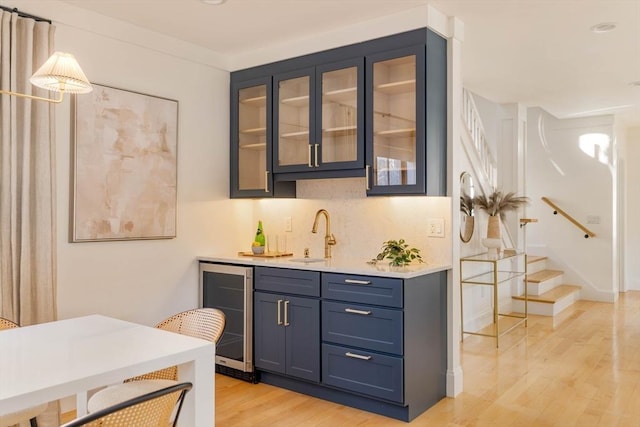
top-left (0, 10), bottom-right (59, 426)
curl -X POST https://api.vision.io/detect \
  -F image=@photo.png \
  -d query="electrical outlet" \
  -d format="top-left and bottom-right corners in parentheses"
top-left (285, 216), bottom-right (292, 232)
top-left (427, 218), bottom-right (445, 238)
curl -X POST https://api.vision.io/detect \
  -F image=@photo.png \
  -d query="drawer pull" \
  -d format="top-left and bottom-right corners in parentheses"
top-left (344, 279), bottom-right (371, 285)
top-left (344, 308), bottom-right (371, 316)
top-left (345, 352), bottom-right (372, 361)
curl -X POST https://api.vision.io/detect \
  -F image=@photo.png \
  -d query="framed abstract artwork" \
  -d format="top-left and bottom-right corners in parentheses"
top-left (71, 84), bottom-right (178, 242)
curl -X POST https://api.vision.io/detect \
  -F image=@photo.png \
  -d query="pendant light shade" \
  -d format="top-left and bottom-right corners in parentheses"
top-left (29, 52), bottom-right (92, 94)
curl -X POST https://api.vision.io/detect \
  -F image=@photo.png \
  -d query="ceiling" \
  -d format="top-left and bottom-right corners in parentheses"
top-left (61, 0), bottom-right (640, 128)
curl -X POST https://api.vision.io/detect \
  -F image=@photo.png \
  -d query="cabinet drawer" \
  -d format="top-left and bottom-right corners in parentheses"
top-left (322, 301), bottom-right (403, 355)
top-left (322, 273), bottom-right (402, 307)
top-left (322, 343), bottom-right (403, 403)
top-left (255, 267), bottom-right (320, 297)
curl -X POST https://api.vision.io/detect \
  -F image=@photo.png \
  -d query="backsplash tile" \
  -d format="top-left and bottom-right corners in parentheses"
top-left (248, 178), bottom-right (451, 266)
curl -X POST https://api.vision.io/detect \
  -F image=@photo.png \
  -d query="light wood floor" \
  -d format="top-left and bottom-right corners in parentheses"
top-left (216, 292), bottom-right (640, 426)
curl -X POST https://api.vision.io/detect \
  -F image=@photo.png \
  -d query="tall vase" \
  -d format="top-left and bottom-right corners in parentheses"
top-left (487, 215), bottom-right (501, 239)
top-left (482, 215), bottom-right (502, 257)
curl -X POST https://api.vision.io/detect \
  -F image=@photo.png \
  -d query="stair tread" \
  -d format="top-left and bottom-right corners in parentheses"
top-left (527, 269), bottom-right (563, 283)
top-left (527, 255), bottom-right (548, 264)
top-left (513, 284), bottom-right (581, 303)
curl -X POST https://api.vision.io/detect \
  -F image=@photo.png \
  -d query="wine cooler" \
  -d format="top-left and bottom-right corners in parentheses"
top-left (200, 262), bottom-right (255, 382)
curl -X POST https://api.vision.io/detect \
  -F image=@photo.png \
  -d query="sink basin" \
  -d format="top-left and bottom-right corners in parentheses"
top-left (288, 258), bottom-right (326, 263)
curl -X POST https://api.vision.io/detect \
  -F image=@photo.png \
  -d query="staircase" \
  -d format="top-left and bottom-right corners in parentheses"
top-left (512, 255), bottom-right (581, 317)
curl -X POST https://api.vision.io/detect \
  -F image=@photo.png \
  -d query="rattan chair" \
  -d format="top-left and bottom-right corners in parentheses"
top-left (87, 308), bottom-right (224, 413)
top-left (0, 318), bottom-right (48, 427)
top-left (61, 382), bottom-right (192, 427)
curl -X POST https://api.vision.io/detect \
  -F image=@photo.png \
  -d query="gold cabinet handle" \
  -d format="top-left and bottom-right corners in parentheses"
top-left (314, 144), bottom-right (319, 167)
top-left (345, 352), bottom-right (372, 361)
top-left (277, 299), bottom-right (283, 325)
top-left (284, 300), bottom-right (290, 326)
top-left (344, 279), bottom-right (371, 285)
top-left (308, 145), bottom-right (312, 167)
top-left (365, 165), bottom-right (371, 190)
top-left (344, 308), bottom-right (372, 315)
top-left (264, 170), bottom-right (269, 193)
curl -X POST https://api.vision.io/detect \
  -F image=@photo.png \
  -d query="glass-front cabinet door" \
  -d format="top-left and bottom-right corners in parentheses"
top-left (231, 77), bottom-right (273, 197)
top-left (316, 59), bottom-right (364, 171)
top-left (274, 69), bottom-right (314, 172)
top-left (274, 60), bottom-right (363, 173)
top-left (366, 45), bottom-right (426, 195)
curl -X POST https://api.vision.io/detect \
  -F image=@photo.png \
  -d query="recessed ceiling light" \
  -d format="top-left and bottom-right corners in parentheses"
top-left (201, 0), bottom-right (226, 4)
top-left (590, 22), bottom-right (617, 33)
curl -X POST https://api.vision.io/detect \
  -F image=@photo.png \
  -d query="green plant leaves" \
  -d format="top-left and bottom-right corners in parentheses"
top-left (373, 239), bottom-right (424, 267)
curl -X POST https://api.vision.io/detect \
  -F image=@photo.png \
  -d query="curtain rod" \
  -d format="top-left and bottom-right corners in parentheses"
top-left (0, 5), bottom-right (52, 24)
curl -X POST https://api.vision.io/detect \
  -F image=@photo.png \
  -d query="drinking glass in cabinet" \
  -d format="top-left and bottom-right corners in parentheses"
top-left (278, 76), bottom-right (311, 167)
top-left (238, 84), bottom-right (267, 191)
top-left (372, 55), bottom-right (417, 187)
top-left (321, 66), bottom-right (358, 164)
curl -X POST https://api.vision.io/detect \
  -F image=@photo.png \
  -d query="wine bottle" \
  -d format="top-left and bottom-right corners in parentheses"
top-left (254, 220), bottom-right (265, 246)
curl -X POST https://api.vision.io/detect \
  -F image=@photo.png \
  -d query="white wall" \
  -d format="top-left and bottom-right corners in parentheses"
top-left (624, 127), bottom-right (640, 291)
top-left (526, 108), bottom-right (616, 301)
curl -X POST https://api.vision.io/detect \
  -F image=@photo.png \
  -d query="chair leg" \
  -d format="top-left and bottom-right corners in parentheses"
top-left (30, 417), bottom-right (38, 427)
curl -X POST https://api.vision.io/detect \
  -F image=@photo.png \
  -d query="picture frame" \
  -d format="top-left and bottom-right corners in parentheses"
top-left (71, 83), bottom-right (179, 242)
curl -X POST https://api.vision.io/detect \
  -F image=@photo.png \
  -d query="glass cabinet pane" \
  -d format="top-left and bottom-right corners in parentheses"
top-left (321, 66), bottom-right (358, 164)
top-left (372, 55), bottom-right (417, 187)
top-left (238, 84), bottom-right (267, 191)
top-left (278, 76), bottom-right (310, 167)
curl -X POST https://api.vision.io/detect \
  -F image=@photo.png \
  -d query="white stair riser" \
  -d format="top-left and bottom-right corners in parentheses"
top-left (512, 289), bottom-right (580, 317)
top-left (527, 260), bottom-right (548, 275)
top-left (526, 275), bottom-right (563, 296)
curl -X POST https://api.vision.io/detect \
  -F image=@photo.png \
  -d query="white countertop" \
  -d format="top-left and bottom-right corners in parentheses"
top-left (198, 254), bottom-right (451, 279)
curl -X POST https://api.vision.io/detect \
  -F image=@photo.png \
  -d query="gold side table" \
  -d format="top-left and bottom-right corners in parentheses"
top-left (460, 252), bottom-right (528, 347)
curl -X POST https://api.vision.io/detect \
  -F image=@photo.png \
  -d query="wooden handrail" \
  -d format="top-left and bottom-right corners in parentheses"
top-left (541, 197), bottom-right (596, 238)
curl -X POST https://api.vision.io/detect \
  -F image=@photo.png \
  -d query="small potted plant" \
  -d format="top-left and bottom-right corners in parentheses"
top-left (371, 239), bottom-right (424, 267)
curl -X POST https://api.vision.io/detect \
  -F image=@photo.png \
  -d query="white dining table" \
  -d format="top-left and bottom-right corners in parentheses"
top-left (0, 314), bottom-right (214, 426)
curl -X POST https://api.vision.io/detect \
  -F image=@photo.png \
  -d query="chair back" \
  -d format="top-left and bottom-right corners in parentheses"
top-left (128, 308), bottom-right (225, 381)
top-left (0, 317), bottom-right (18, 330)
top-left (61, 382), bottom-right (192, 427)
top-left (157, 308), bottom-right (226, 344)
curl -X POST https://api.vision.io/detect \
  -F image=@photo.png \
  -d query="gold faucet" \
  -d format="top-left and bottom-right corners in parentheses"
top-left (311, 209), bottom-right (337, 258)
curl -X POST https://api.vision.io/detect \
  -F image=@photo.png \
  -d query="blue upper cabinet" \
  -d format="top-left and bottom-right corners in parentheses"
top-left (273, 58), bottom-right (364, 174)
top-left (230, 28), bottom-right (446, 198)
top-left (230, 76), bottom-right (296, 198)
top-left (365, 45), bottom-right (426, 195)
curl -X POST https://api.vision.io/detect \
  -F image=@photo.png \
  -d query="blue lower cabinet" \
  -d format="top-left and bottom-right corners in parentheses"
top-left (255, 269), bottom-right (447, 422)
top-left (322, 343), bottom-right (403, 403)
top-left (254, 291), bottom-right (320, 382)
